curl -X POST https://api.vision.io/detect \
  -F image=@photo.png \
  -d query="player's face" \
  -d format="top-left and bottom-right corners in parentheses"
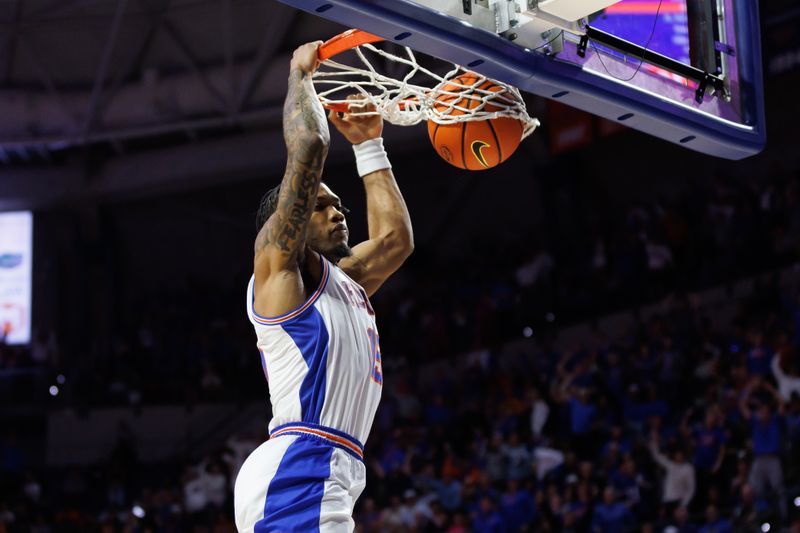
top-left (307, 183), bottom-right (352, 262)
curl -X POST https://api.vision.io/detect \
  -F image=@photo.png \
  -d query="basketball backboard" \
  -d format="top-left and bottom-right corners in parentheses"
top-left (277, 0), bottom-right (765, 159)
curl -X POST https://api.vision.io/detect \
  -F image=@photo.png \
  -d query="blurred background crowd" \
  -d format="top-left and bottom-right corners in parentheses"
top-left (3, 163), bottom-right (800, 532)
top-left (4, 163), bottom-right (800, 404)
top-left (2, 0), bottom-right (800, 531)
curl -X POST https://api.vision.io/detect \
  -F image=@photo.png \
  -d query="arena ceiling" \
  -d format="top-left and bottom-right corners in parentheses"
top-left (0, 0), bottom-right (331, 150)
top-left (0, 0), bottom-right (428, 208)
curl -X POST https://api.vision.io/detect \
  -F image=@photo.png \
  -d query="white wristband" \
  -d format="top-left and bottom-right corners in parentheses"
top-left (353, 137), bottom-right (391, 177)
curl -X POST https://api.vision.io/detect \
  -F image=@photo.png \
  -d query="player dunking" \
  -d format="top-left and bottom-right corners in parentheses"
top-left (233, 41), bottom-right (413, 532)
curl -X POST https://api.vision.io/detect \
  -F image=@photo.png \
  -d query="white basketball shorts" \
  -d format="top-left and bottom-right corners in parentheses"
top-left (233, 422), bottom-right (367, 533)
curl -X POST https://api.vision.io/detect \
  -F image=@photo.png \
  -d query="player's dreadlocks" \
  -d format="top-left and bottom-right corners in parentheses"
top-left (256, 181), bottom-right (349, 234)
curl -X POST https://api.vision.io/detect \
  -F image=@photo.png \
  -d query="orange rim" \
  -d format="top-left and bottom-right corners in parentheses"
top-left (317, 28), bottom-right (385, 61)
top-left (318, 29), bottom-right (389, 112)
top-left (317, 29), bottom-right (425, 114)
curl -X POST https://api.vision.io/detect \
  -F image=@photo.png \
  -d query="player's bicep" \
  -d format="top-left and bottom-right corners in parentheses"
top-left (252, 257), bottom-right (307, 317)
top-left (253, 228), bottom-right (307, 317)
top-left (260, 271), bottom-right (307, 317)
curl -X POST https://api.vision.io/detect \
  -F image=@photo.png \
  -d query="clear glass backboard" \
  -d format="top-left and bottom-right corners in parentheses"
top-left (278, 0), bottom-right (766, 159)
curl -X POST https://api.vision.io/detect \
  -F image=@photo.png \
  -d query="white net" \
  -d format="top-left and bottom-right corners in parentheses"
top-left (314, 43), bottom-right (540, 139)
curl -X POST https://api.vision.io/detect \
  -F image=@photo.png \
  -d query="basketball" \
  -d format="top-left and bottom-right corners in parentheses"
top-left (427, 73), bottom-right (525, 171)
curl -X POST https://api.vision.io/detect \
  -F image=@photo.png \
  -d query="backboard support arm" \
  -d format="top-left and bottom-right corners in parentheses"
top-left (580, 25), bottom-right (726, 103)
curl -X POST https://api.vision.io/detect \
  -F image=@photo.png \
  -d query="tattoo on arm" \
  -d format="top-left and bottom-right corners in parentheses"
top-left (259, 69), bottom-right (330, 255)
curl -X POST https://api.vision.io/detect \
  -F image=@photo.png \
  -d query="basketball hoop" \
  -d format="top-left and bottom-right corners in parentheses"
top-left (315, 29), bottom-right (540, 139)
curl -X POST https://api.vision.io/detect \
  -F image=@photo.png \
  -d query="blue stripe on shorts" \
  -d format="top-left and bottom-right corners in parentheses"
top-left (255, 437), bottom-right (333, 533)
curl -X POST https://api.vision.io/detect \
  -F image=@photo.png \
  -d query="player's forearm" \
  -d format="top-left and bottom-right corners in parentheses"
top-left (363, 168), bottom-right (414, 254)
top-left (283, 69), bottom-right (330, 156)
top-left (649, 443), bottom-right (669, 468)
top-left (771, 354), bottom-right (786, 381)
top-left (260, 69), bottom-right (329, 255)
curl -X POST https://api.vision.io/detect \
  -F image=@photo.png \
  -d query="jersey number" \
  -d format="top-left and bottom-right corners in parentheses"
top-left (367, 328), bottom-right (383, 385)
top-left (340, 281), bottom-right (375, 316)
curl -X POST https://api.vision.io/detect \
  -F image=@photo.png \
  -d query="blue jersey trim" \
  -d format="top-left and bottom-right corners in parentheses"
top-left (281, 307), bottom-right (329, 425)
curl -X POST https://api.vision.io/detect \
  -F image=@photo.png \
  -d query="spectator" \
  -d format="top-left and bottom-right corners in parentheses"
top-left (698, 505), bottom-right (733, 533)
top-left (610, 455), bottom-right (643, 508)
top-left (591, 486), bottom-right (635, 533)
top-left (533, 444), bottom-right (564, 481)
top-left (0, 501), bottom-right (15, 528)
top-left (484, 432), bottom-right (508, 482)
top-left (357, 498), bottom-right (381, 531)
top-left (203, 461), bottom-right (227, 509)
top-left (472, 496), bottom-right (506, 533)
top-left (21, 473), bottom-right (42, 505)
top-left (681, 406), bottom-right (726, 507)
top-left (665, 505), bottom-right (698, 533)
top-left (771, 353), bottom-right (800, 402)
top-left (447, 511), bottom-right (468, 533)
top-left (223, 431), bottom-right (259, 480)
top-left (379, 496), bottom-right (406, 531)
top-left (602, 426), bottom-right (633, 460)
top-left (499, 479), bottom-right (536, 531)
top-left (739, 378), bottom-right (788, 521)
top-left (562, 509), bottom-right (582, 533)
top-left (529, 387), bottom-right (550, 438)
top-left (4, 163), bottom-right (800, 531)
top-left (566, 481), bottom-right (594, 529)
top-left (648, 432), bottom-right (696, 512)
top-left (200, 361), bottom-right (224, 396)
top-left (556, 364), bottom-right (599, 459)
top-left (432, 472), bottom-right (462, 512)
top-left (183, 467), bottom-right (207, 515)
top-left (502, 432), bottom-right (532, 481)
top-left (787, 393), bottom-right (800, 449)
top-left (732, 484), bottom-right (759, 530)
top-left (397, 490), bottom-right (419, 528)
top-left (29, 330), bottom-right (57, 367)
top-left (745, 328), bottom-right (773, 377)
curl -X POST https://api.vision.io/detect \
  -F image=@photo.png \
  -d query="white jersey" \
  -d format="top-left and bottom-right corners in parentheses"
top-left (245, 256), bottom-right (383, 446)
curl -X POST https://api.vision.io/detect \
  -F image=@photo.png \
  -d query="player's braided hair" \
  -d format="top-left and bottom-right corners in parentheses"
top-left (256, 182), bottom-right (342, 232)
top-left (255, 185), bottom-right (281, 231)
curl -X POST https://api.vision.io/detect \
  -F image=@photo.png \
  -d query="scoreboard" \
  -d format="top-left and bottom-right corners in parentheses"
top-left (0, 211), bottom-right (32, 345)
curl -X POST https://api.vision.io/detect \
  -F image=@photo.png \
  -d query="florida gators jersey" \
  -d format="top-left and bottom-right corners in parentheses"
top-left (246, 256), bottom-right (383, 445)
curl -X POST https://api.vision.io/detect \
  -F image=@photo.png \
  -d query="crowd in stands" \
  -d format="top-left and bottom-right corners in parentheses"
top-left (3, 270), bottom-right (800, 531)
top-left (353, 278), bottom-right (800, 532)
top-left (0, 427), bottom-right (250, 532)
top-left (378, 166), bottom-right (800, 365)
top-left (2, 167), bottom-right (800, 407)
top-left (1, 161), bottom-right (800, 531)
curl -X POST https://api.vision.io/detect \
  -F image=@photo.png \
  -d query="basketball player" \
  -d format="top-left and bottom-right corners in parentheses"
top-left (233, 41), bottom-right (413, 532)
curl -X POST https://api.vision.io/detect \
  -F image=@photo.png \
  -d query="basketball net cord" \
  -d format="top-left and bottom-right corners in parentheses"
top-left (314, 43), bottom-right (540, 139)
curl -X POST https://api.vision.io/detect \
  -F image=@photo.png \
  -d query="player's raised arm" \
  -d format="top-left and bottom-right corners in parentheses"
top-left (257, 42), bottom-right (329, 262)
top-left (254, 42), bottom-right (329, 314)
top-left (330, 100), bottom-right (414, 296)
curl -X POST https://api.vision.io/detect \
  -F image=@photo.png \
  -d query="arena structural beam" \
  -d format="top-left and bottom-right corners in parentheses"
top-left (0, 123), bottom-right (424, 210)
top-left (0, 54), bottom-right (293, 148)
top-left (0, 0), bottom-right (305, 150)
top-left (82, 0), bottom-right (129, 141)
top-left (236, 5), bottom-right (298, 113)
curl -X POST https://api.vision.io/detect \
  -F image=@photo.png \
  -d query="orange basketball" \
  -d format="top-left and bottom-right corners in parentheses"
top-left (427, 73), bottom-right (524, 171)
